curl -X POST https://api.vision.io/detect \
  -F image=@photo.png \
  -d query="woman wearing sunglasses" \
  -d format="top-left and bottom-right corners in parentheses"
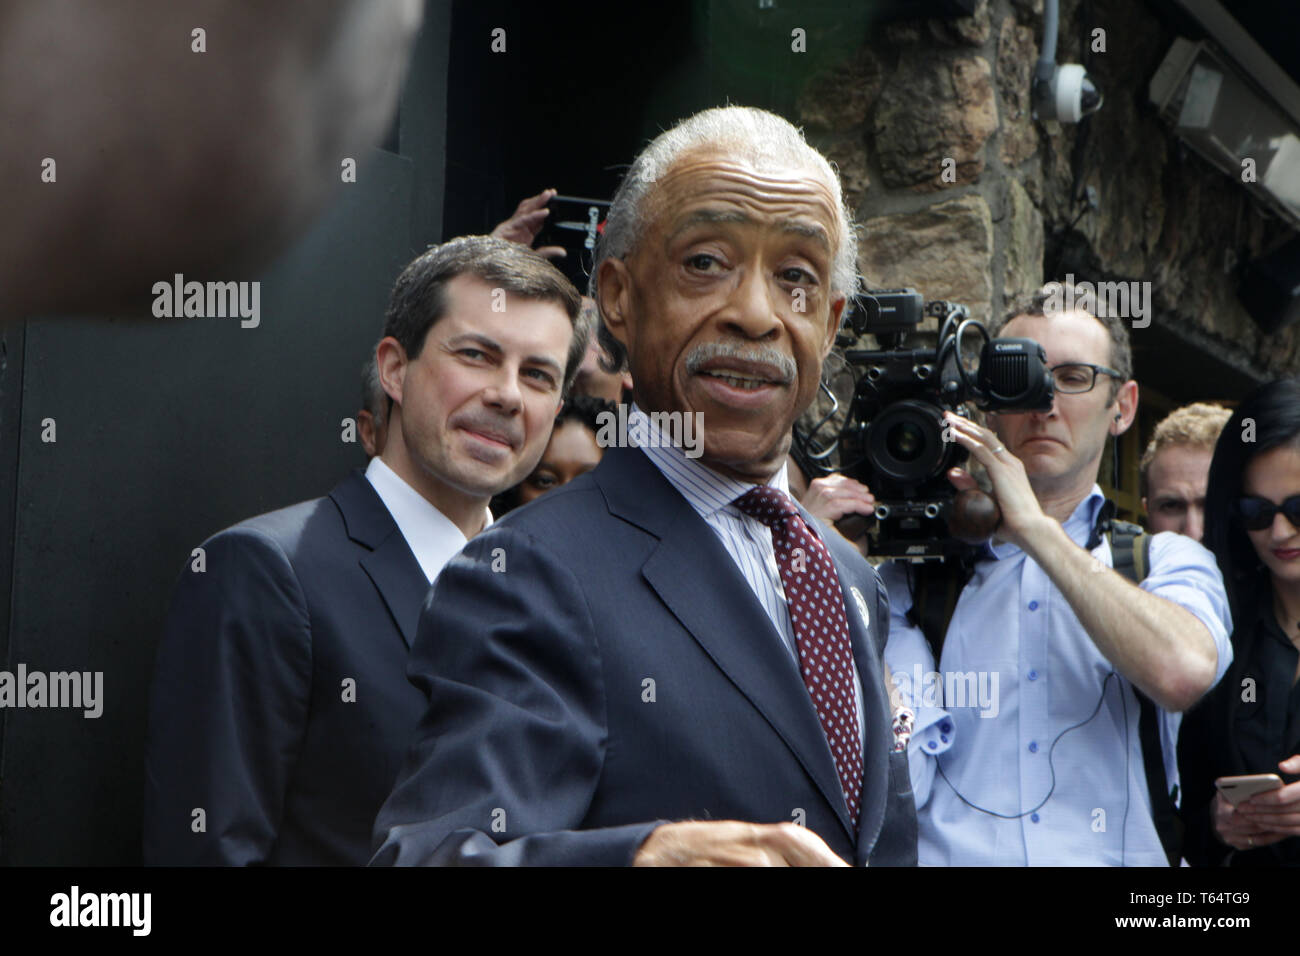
top-left (1179, 378), bottom-right (1300, 865)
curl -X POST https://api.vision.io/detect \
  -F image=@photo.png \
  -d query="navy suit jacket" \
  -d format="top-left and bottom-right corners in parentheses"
top-left (144, 470), bottom-right (430, 865)
top-left (372, 446), bottom-right (917, 866)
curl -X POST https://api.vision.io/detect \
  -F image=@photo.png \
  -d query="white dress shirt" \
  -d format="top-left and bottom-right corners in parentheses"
top-left (364, 456), bottom-right (493, 584)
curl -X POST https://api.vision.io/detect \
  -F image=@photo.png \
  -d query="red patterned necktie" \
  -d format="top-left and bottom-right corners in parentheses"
top-left (734, 485), bottom-right (864, 824)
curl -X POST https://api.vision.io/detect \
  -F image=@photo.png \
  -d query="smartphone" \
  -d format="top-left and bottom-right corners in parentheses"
top-left (535, 194), bottom-right (610, 286)
top-left (1215, 773), bottom-right (1284, 805)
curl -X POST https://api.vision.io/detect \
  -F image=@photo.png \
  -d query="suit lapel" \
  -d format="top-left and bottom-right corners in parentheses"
top-left (359, 539), bottom-right (429, 649)
top-left (330, 471), bottom-right (430, 649)
top-left (598, 448), bottom-right (856, 842)
top-left (812, 513), bottom-right (893, 866)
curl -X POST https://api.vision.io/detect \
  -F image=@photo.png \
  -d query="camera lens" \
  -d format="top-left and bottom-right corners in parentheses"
top-left (865, 399), bottom-right (958, 485)
top-left (887, 422), bottom-right (925, 462)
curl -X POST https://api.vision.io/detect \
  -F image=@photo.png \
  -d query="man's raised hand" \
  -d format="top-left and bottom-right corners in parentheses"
top-left (491, 188), bottom-right (567, 260)
top-left (942, 411), bottom-right (1049, 550)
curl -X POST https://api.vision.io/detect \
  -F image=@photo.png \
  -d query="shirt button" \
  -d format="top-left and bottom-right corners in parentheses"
top-left (928, 740), bottom-right (938, 750)
top-left (940, 720), bottom-right (953, 734)
top-left (1031, 813), bottom-right (1041, 823)
top-left (1028, 670), bottom-right (1038, 681)
top-left (1028, 600), bottom-right (1039, 611)
top-left (1028, 741), bottom-right (1038, 753)
top-left (940, 734), bottom-right (949, 743)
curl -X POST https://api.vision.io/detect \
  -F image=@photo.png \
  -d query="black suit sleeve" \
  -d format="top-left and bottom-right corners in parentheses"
top-left (143, 528), bottom-right (312, 865)
top-left (371, 526), bottom-right (660, 866)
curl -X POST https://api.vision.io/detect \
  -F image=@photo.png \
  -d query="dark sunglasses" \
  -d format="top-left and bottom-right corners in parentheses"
top-left (1234, 494), bottom-right (1300, 531)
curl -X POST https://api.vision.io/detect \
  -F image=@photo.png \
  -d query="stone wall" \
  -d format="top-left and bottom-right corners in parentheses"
top-left (798, 0), bottom-right (1297, 386)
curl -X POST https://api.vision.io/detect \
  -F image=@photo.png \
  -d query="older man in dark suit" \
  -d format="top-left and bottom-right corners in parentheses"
top-left (372, 106), bottom-right (917, 867)
top-left (143, 237), bottom-right (588, 865)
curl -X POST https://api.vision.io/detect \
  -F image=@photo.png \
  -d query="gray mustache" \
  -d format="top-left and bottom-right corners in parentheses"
top-left (684, 342), bottom-right (796, 384)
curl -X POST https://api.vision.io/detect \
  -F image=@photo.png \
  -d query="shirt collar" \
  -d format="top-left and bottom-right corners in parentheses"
top-left (987, 484), bottom-right (1106, 560)
top-left (629, 402), bottom-right (789, 520)
top-left (364, 455), bottom-right (492, 584)
top-left (1254, 596), bottom-right (1300, 650)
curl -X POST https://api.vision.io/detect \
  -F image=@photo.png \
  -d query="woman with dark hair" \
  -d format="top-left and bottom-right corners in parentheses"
top-left (492, 394), bottom-right (615, 517)
top-left (1179, 378), bottom-right (1300, 865)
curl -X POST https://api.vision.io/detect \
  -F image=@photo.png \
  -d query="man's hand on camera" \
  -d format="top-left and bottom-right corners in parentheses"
top-left (801, 474), bottom-right (875, 524)
top-left (490, 188), bottom-right (567, 259)
top-left (942, 411), bottom-right (1051, 552)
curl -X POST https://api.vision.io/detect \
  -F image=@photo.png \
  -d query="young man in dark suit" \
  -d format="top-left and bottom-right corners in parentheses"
top-left (143, 236), bottom-right (588, 865)
top-left (371, 107), bottom-right (918, 867)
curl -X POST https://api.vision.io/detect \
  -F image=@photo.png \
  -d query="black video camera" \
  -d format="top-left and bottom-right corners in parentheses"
top-left (828, 289), bottom-right (1054, 559)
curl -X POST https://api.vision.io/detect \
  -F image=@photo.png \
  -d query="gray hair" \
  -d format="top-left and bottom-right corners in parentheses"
top-left (590, 106), bottom-right (858, 373)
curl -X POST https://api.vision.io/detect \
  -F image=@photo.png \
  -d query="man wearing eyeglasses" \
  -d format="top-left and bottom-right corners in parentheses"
top-left (881, 282), bottom-right (1234, 865)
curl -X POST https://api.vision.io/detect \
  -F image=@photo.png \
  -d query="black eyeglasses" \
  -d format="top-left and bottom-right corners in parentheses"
top-left (1049, 363), bottom-right (1125, 394)
top-left (1234, 494), bottom-right (1300, 531)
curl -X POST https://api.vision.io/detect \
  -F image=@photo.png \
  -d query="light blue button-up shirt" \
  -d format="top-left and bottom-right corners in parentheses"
top-left (881, 486), bottom-right (1233, 866)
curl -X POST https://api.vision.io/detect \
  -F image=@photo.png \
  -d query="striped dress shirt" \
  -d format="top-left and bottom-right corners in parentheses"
top-left (629, 404), bottom-right (866, 749)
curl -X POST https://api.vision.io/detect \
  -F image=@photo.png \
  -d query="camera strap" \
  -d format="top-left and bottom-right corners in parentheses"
top-left (905, 556), bottom-right (978, 663)
top-left (1101, 512), bottom-right (1182, 867)
top-left (907, 501), bottom-right (1182, 865)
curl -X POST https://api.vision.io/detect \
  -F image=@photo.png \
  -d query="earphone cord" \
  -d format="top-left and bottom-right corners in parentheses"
top-left (935, 671), bottom-right (1122, 819)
